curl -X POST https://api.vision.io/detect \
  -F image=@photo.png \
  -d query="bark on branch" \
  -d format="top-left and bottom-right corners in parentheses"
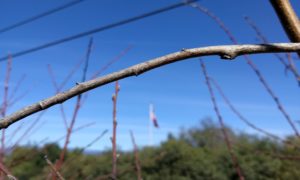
top-left (270, 0), bottom-right (300, 56)
top-left (0, 43), bottom-right (300, 129)
top-left (270, 0), bottom-right (300, 42)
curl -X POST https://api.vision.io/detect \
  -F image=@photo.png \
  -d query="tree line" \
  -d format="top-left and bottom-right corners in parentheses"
top-left (5, 119), bottom-right (300, 180)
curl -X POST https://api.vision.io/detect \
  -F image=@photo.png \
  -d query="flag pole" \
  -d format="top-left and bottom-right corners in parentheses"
top-left (148, 104), bottom-right (153, 146)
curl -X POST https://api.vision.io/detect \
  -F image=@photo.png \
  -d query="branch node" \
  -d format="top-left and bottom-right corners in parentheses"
top-left (133, 68), bottom-right (139, 76)
top-left (39, 102), bottom-right (45, 109)
top-left (220, 52), bottom-right (237, 60)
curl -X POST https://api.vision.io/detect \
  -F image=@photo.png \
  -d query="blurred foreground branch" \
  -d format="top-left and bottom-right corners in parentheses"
top-left (270, 0), bottom-right (300, 42)
top-left (270, 0), bottom-right (300, 56)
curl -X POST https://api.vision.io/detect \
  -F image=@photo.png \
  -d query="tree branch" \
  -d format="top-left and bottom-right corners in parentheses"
top-left (44, 155), bottom-right (65, 180)
top-left (270, 0), bottom-right (300, 42)
top-left (0, 43), bottom-right (300, 129)
top-left (270, 0), bottom-right (300, 56)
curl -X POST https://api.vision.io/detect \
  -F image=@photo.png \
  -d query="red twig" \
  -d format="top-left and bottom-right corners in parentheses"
top-left (47, 51), bottom-right (90, 131)
top-left (81, 129), bottom-right (107, 151)
top-left (44, 155), bottom-right (65, 180)
top-left (1, 55), bottom-right (12, 118)
top-left (7, 74), bottom-right (26, 106)
top-left (247, 60), bottom-right (300, 137)
top-left (56, 37), bottom-right (94, 170)
top-left (89, 45), bottom-right (133, 80)
top-left (5, 122), bottom-right (24, 146)
top-left (0, 55), bottom-right (12, 169)
top-left (200, 60), bottom-right (245, 180)
top-left (47, 65), bottom-right (68, 130)
top-left (58, 56), bottom-right (86, 91)
top-left (47, 64), bottom-right (60, 91)
top-left (10, 111), bottom-right (46, 150)
top-left (80, 45), bottom-right (133, 107)
top-left (55, 122), bottom-right (96, 142)
top-left (130, 130), bottom-right (142, 180)
top-left (8, 90), bottom-right (29, 109)
top-left (189, 2), bottom-right (300, 137)
top-left (209, 77), bottom-right (282, 140)
top-left (3, 75), bottom-right (27, 151)
top-left (62, 129), bottom-right (108, 169)
top-left (286, 53), bottom-right (300, 82)
top-left (244, 16), bottom-right (300, 85)
top-left (208, 77), bottom-right (300, 149)
top-left (0, 161), bottom-right (17, 180)
top-left (111, 81), bottom-right (120, 180)
top-left (58, 105), bottom-right (68, 131)
top-left (55, 73), bottom-right (83, 171)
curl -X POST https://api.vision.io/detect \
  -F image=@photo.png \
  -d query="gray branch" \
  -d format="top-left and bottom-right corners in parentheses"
top-left (1, 43), bottom-right (300, 129)
top-left (270, 0), bottom-right (300, 43)
top-left (270, 0), bottom-right (300, 56)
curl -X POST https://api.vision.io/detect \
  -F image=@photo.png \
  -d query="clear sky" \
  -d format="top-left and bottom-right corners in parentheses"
top-left (0, 0), bottom-right (299, 151)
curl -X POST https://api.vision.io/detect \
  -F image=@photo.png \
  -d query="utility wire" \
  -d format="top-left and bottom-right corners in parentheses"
top-left (0, 0), bottom-right (88, 34)
top-left (0, 0), bottom-right (199, 62)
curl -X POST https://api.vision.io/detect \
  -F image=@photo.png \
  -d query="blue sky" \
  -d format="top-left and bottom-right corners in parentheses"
top-left (0, 0), bottom-right (299, 151)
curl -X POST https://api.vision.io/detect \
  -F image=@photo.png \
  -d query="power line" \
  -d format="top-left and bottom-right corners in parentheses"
top-left (0, 0), bottom-right (199, 62)
top-left (0, 0), bottom-right (89, 34)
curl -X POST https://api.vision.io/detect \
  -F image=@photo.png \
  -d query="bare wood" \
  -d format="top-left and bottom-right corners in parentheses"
top-left (130, 130), bottom-right (142, 180)
top-left (44, 155), bottom-right (65, 180)
top-left (111, 81), bottom-right (120, 180)
top-left (200, 60), bottom-right (245, 180)
top-left (270, 0), bottom-right (300, 57)
top-left (270, 0), bottom-right (300, 42)
top-left (0, 43), bottom-right (300, 129)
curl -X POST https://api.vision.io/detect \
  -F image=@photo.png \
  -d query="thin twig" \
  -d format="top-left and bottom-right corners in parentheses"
top-left (248, 60), bottom-right (300, 137)
top-left (0, 162), bottom-right (17, 180)
top-left (55, 122), bottom-right (96, 142)
top-left (0, 43), bottom-right (300, 129)
top-left (47, 53), bottom-right (89, 131)
top-left (80, 45), bottom-right (133, 109)
top-left (47, 64), bottom-right (70, 130)
top-left (5, 122), bottom-right (24, 146)
top-left (286, 53), bottom-right (300, 83)
top-left (56, 37), bottom-right (94, 170)
top-left (244, 16), bottom-right (300, 85)
top-left (62, 129), bottom-right (108, 169)
top-left (200, 60), bottom-right (245, 180)
top-left (44, 155), bottom-right (65, 180)
top-left (90, 45), bottom-right (133, 79)
top-left (80, 129), bottom-right (108, 152)
top-left (111, 81), bottom-right (120, 180)
top-left (209, 77), bottom-right (286, 142)
top-left (211, 77), bottom-right (300, 150)
top-left (7, 74), bottom-right (26, 106)
top-left (189, 2), bottom-right (300, 137)
top-left (1, 55), bottom-right (12, 164)
top-left (130, 130), bottom-right (142, 180)
top-left (10, 111), bottom-right (46, 150)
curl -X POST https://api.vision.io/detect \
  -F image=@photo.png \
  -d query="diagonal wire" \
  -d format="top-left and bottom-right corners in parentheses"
top-left (0, 0), bottom-right (199, 62)
top-left (0, 0), bottom-right (89, 34)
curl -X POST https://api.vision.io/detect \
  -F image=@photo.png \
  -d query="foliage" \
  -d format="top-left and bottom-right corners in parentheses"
top-left (4, 119), bottom-right (300, 179)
